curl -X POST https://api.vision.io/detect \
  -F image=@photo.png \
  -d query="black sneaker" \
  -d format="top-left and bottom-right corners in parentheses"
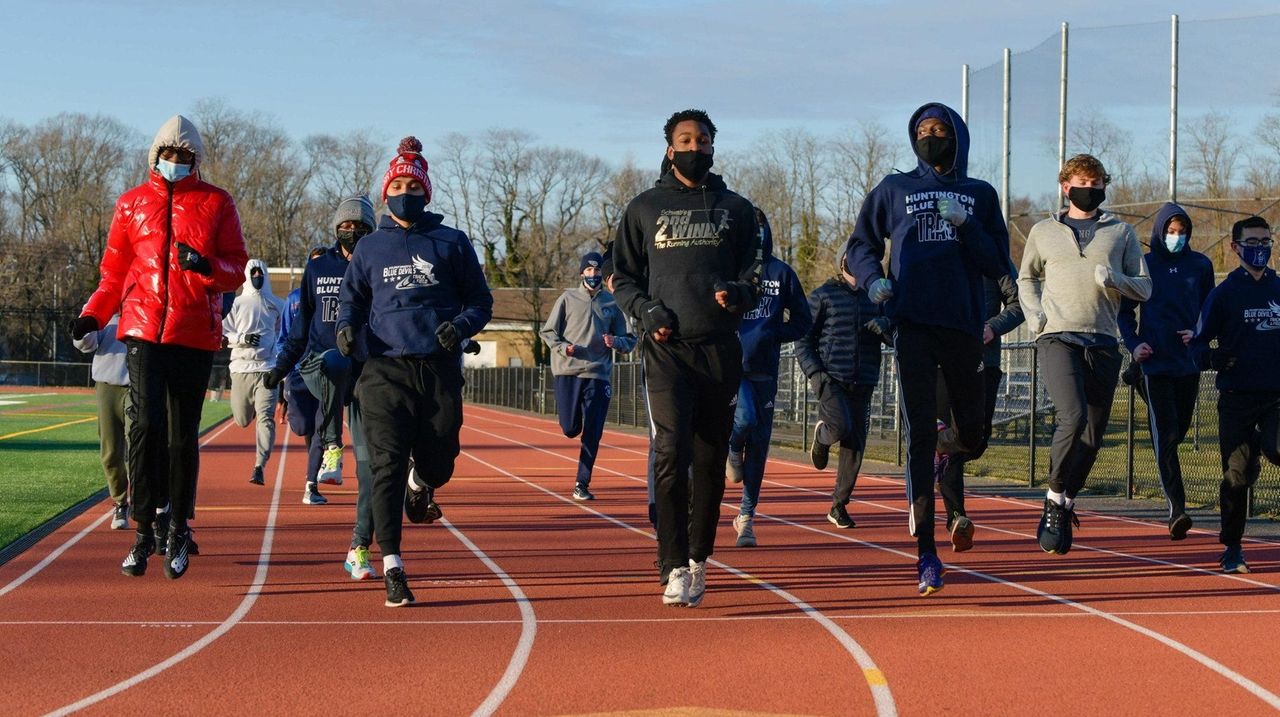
top-left (827, 503), bottom-right (855, 529)
top-left (121, 532), bottom-right (155, 577)
top-left (384, 567), bottom-right (415, 607)
top-left (810, 421), bottom-right (831, 470)
top-left (405, 482), bottom-right (442, 522)
top-left (1220, 545), bottom-right (1249, 574)
top-left (153, 507), bottom-right (171, 556)
top-left (1060, 507), bottom-right (1080, 554)
top-left (950, 513), bottom-right (975, 552)
top-left (164, 526), bottom-right (192, 580)
top-left (1037, 499), bottom-right (1067, 554)
top-left (249, 466), bottom-right (265, 485)
top-left (111, 501), bottom-right (129, 530)
top-left (1169, 513), bottom-right (1193, 541)
top-left (572, 485), bottom-right (595, 501)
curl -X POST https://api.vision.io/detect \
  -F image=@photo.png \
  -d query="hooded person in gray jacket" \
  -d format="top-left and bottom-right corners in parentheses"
top-left (223, 258), bottom-right (285, 485)
top-left (540, 251), bottom-right (637, 499)
top-left (74, 313), bottom-right (132, 530)
top-left (1018, 154), bottom-right (1151, 556)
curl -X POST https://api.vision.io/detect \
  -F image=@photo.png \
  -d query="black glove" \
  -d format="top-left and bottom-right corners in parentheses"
top-left (863, 317), bottom-right (891, 336)
top-left (462, 340), bottom-right (481, 355)
top-left (640, 300), bottom-right (677, 335)
top-left (808, 371), bottom-right (829, 396)
top-left (1209, 350), bottom-right (1237, 373)
top-left (714, 280), bottom-right (751, 312)
top-left (436, 321), bottom-right (461, 351)
top-left (336, 326), bottom-right (355, 357)
top-left (263, 367), bottom-right (285, 390)
top-left (244, 332), bottom-right (262, 347)
top-left (1120, 361), bottom-right (1142, 388)
top-left (176, 242), bottom-right (213, 276)
top-left (69, 315), bottom-right (99, 341)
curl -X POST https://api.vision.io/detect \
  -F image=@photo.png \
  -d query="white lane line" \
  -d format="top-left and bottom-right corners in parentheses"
top-left (467, 407), bottom-right (1280, 590)
top-left (465, 409), bottom-right (1280, 710)
top-left (0, 420), bottom-right (237, 599)
top-left (43, 427), bottom-right (289, 716)
top-left (461, 433), bottom-right (898, 717)
top-left (438, 515), bottom-right (536, 717)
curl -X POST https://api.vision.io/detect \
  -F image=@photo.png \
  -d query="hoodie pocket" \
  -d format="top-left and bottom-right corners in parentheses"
top-left (370, 305), bottom-right (445, 354)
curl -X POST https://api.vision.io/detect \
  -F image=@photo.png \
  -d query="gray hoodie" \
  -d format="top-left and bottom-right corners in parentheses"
top-left (223, 258), bottom-right (285, 373)
top-left (1018, 210), bottom-right (1152, 340)
top-left (539, 286), bottom-right (637, 379)
top-left (73, 314), bottom-right (129, 386)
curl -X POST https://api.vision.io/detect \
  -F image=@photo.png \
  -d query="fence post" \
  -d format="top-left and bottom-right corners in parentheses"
top-left (1029, 344), bottom-right (1038, 487)
top-left (1126, 383), bottom-right (1136, 499)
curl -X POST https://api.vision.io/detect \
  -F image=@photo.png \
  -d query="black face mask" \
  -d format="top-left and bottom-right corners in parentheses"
top-left (915, 136), bottom-right (955, 168)
top-left (250, 270), bottom-right (264, 291)
top-left (336, 227), bottom-right (370, 254)
top-left (670, 150), bottom-right (714, 183)
top-left (387, 193), bottom-right (427, 223)
top-left (1067, 186), bottom-right (1106, 213)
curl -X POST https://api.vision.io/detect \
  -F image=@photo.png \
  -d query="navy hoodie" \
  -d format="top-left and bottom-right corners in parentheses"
top-left (842, 102), bottom-right (1010, 337)
top-left (738, 213), bottom-right (812, 376)
top-left (612, 171), bottom-right (760, 343)
top-left (1190, 266), bottom-right (1280, 393)
top-left (1118, 203), bottom-right (1215, 377)
top-left (337, 212), bottom-right (493, 359)
top-left (275, 245), bottom-right (352, 372)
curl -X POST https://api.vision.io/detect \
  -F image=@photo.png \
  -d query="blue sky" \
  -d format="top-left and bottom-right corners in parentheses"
top-left (3, 0), bottom-right (1278, 173)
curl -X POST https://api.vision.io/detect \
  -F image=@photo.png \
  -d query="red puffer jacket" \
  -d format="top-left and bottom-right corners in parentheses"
top-left (84, 170), bottom-right (248, 351)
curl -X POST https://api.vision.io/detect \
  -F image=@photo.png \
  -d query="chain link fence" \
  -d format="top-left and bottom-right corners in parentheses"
top-left (464, 345), bottom-right (1279, 518)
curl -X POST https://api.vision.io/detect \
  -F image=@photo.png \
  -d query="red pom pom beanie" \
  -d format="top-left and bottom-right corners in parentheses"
top-left (381, 136), bottom-right (432, 203)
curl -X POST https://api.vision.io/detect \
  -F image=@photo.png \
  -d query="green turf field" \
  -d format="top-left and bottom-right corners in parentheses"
top-left (0, 390), bottom-right (233, 551)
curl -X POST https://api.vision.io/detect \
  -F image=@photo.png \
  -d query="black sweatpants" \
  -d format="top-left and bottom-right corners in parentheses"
top-left (1217, 390), bottom-right (1280, 547)
top-left (125, 340), bottom-right (215, 529)
top-left (1038, 337), bottom-right (1122, 498)
top-left (893, 323), bottom-right (985, 554)
top-left (936, 365), bottom-right (1003, 523)
top-left (643, 335), bottom-right (741, 569)
top-left (1137, 373), bottom-right (1200, 519)
top-left (355, 356), bottom-right (463, 559)
top-left (815, 379), bottom-right (874, 507)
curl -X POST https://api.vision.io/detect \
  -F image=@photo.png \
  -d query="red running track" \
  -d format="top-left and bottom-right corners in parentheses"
top-left (2, 403), bottom-right (1280, 716)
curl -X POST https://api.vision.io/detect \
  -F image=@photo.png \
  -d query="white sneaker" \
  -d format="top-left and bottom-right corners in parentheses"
top-left (663, 566), bottom-right (690, 606)
top-left (318, 445), bottom-right (343, 485)
top-left (344, 547), bottom-right (377, 580)
top-left (733, 514), bottom-right (757, 548)
top-left (687, 560), bottom-right (706, 607)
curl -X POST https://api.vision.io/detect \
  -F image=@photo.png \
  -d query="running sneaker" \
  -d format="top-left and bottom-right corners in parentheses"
top-left (687, 560), bottom-right (707, 607)
top-left (1037, 498), bottom-right (1067, 554)
top-left (727, 450), bottom-right (745, 484)
top-left (1169, 513), bottom-right (1193, 541)
top-left (733, 513), bottom-right (757, 548)
top-left (164, 526), bottom-right (192, 580)
top-left (1220, 545), bottom-right (1249, 574)
top-left (384, 567), bottom-right (415, 607)
top-left (663, 566), bottom-right (690, 606)
top-left (405, 480), bottom-right (443, 523)
top-left (917, 553), bottom-right (945, 596)
top-left (827, 503), bottom-right (855, 529)
top-left (249, 465), bottom-right (265, 485)
top-left (121, 532), bottom-right (155, 577)
top-left (303, 482), bottom-right (328, 505)
top-left (950, 513), bottom-right (975, 552)
top-left (809, 422), bottom-right (830, 470)
top-left (345, 546), bottom-right (378, 580)
top-left (571, 484), bottom-right (595, 501)
top-left (318, 445), bottom-right (343, 485)
top-left (111, 501), bottom-right (129, 530)
top-left (154, 505), bottom-right (171, 556)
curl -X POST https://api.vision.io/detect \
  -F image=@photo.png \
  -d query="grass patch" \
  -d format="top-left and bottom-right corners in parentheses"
top-left (0, 391), bottom-right (233, 550)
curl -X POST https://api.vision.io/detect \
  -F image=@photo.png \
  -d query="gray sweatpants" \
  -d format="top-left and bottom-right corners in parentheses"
top-left (231, 371), bottom-right (279, 468)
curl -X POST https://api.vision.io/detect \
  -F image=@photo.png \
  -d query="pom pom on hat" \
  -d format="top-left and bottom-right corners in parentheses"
top-left (381, 135), bottom-right (433, 203)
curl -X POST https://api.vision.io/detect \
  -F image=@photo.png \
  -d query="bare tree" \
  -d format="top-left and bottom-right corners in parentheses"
top-left (1185, 111), bottom-right (1240, 198)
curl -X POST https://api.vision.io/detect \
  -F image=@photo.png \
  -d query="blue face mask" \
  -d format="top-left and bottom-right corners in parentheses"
top-left (583, 275), bottom-right (603, 291)
top-left (387, 193), bottom-right (427, 223)
top-left (156, 159), bottom-right (192, 183)
top-left (1164, 233), bottom-right (1188, 253)
top-left (1241, 245), bottom-right (1271, 269)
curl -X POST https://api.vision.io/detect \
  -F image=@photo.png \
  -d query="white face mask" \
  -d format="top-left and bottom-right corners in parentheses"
top-left (156, 158), bottom-right (192, 182)
top-left (1164, 233), bottom-right (1188, 253)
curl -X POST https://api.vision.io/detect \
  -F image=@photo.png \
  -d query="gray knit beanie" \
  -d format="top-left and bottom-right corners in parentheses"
top-left (333, 195), bottom-right (376, 236)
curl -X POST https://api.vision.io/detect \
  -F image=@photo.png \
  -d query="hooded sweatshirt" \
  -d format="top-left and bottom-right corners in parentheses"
top-left (1118, 203), bottom-right (1215, 377)
top-left (1190, 266), bottom-right (1280, 393)
top-left (539, 285), bottom-right (637, 379)
top-left (223, 259), bottom-right (285, 373)
top-left (842, 102), bottom-right (1010, 338)
top-left (611, 171), bottom-right (760, 343)
top-left (73, 313), bottom-right (129, 386)
top-left (738, 213), bottom-right (812, 376)
top-left (337, 212), bottom-right (493, 359)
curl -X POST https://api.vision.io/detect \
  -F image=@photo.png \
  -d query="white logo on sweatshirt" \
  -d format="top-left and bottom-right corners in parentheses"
top-left (382, 254), bottom-right (439, 290)
top-left (654, 209), bottom-right (730, 249)
top-left (1246, 301), bottom-right (1280, 331)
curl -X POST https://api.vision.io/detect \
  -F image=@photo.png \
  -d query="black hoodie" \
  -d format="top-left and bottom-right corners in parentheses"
top-left (612, 171), bottom-right (760, 343)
